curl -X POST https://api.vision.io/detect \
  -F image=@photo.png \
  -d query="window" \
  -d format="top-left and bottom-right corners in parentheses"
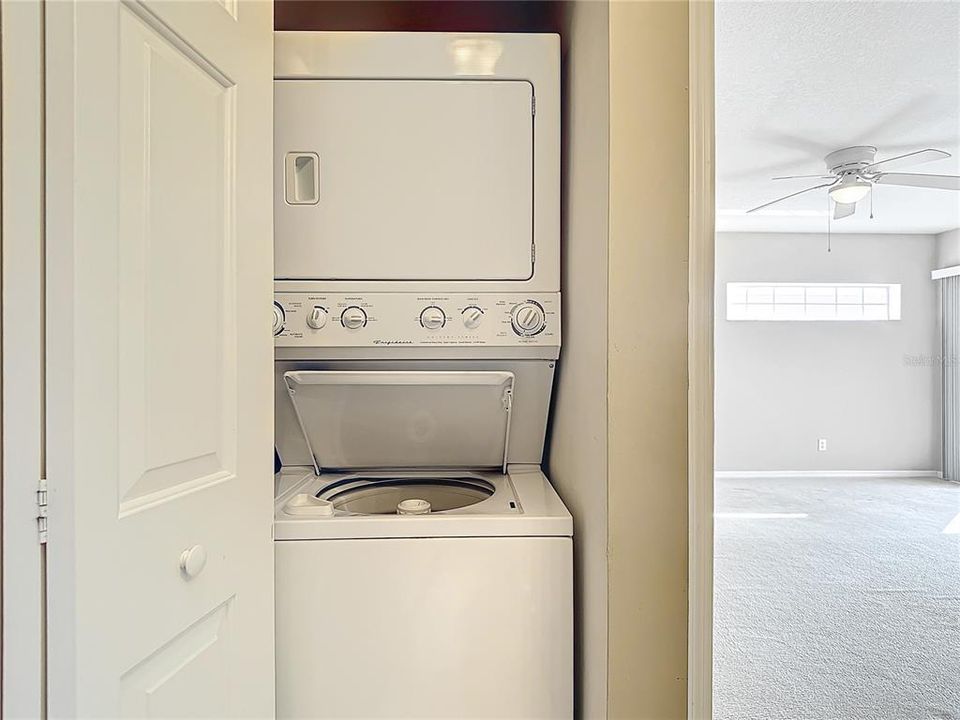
top-left (726, 282), bottom-right (901, 321)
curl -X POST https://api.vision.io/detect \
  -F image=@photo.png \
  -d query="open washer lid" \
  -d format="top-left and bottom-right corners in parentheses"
top-left (283, 371), bottom-right (515, 474)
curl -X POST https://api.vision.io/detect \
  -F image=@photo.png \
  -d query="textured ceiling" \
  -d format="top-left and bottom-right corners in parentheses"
top-left (716, 0), bottom-right (960, 234)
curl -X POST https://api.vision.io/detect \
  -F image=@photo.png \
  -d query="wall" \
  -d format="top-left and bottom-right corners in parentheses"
top-left (546, 1), bottom-right (609, 718)
top-left (937, 228), bottom-right (960, 269)
top-left (275, 0), bottom-right (562, 32)
top-left (607, 2), bottom-right (689, 718)
top-left (1, 3), bottom-right (47, 715)
top-left (715, 232), bottom-right (941, 473)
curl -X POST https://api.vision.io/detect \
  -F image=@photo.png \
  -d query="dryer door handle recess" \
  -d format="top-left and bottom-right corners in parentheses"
top-left (285, 152), bottom-right (320, 205)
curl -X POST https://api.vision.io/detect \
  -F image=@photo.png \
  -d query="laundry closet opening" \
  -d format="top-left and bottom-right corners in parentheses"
top-left (269, 8), bottom-right (570, 719)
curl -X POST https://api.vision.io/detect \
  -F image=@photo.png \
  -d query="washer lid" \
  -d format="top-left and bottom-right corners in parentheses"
top-left (283, 371), bottom-right (515, 474)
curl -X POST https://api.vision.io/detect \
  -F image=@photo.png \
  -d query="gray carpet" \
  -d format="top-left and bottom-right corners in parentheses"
top-left (714, 476), bottom-right (960, 720)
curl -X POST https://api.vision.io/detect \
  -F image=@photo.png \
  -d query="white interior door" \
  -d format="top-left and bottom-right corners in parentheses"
top-left (44, 1), bottom-right (275, 716)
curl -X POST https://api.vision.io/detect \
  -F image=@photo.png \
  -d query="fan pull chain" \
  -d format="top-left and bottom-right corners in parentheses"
top-left (870, 187), bottom-right (874, 220)
top-left (827, 195), bottom-right (832, 253)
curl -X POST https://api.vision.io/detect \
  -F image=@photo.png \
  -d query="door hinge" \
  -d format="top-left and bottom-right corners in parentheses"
top-left (531, 95), bottom-right (536, 116)
top-left (37, 477), bottom-right (48, 544)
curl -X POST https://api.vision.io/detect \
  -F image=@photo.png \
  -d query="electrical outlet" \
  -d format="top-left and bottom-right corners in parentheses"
top-left (817, 438), bottom-right (827, 452)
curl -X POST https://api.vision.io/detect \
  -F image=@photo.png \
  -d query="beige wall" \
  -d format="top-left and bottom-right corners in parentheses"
top-left (607, 2), bottom-right (690, 718)
top-left (547, 1), bottom-right (610, 718)
top-left (549, 2), bottom-right (693, 716)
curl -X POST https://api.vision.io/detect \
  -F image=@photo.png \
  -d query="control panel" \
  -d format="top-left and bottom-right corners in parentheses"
top-left (274, 292), bottom-right (559, 348)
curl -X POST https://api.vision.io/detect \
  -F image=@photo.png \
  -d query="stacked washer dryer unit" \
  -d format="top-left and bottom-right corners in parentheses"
top-left (273, 32), bottom-right (570, 720)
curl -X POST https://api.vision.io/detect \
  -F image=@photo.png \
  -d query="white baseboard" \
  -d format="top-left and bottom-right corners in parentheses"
top-left (715, 470), bottom-right (943, 479)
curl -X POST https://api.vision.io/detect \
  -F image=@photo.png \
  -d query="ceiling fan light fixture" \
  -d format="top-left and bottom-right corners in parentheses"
top-left (829, 178), bottom-right (872, 204)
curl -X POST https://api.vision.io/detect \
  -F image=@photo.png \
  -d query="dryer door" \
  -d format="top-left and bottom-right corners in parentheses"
top-left (275, 79), bottom-right (534, 281)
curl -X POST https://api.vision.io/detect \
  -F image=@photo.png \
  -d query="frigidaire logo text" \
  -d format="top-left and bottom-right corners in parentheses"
top-left (372, 339), bottom-right (415, 345)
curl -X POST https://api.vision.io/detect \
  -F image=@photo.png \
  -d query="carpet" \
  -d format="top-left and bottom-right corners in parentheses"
top-left (714, 475), bottom-right (960, 720)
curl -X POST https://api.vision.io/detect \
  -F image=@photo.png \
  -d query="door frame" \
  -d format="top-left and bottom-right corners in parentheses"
top-left (688, 1), bottom-right (716, 718)
top-left (0, 1), bottom-right (46, 716)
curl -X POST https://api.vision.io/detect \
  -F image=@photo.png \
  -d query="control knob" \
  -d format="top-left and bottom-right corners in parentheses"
top-left (420, 306), bottom-right (446, 330)
top-left (272, 302), bottom-right (285, 336)
top-left (511, 302), bottom-right (545, 337)
top-left (462, 306), bottom-right (483, 330)
top-left (341, 306), bottom-right (367, 330)
top-left (306, 306), bottom-right (328, 330)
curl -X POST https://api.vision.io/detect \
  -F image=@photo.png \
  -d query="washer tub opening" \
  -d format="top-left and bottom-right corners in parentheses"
top-left (316, 476), bottom-right (496, 515)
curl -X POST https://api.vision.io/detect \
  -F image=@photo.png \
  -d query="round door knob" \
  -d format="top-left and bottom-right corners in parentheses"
top-left (179, 544), bottom-right (207, 579)
top-left (420, 306), bottom-right (446, 330)
top-left (511, 302), bottom-right (546, 336)
top-left (462, 306), bottom-right (483, 330)
top-left (306, 306), bottom-right (328, 330)
top-left (272, 302), bottom-right (285, 336)
top-left (341, 306), bottom-right (367, 330)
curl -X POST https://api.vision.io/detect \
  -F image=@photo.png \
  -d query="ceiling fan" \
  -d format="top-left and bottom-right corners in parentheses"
top-left (747, 145), bottom-right (960, 219)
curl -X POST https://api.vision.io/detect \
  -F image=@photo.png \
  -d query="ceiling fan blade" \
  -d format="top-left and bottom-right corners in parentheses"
top-left (864, 148), bottom-right (951, 173)
top-left (834, 202), bottom-right (856, 219)
top-left (746, 181), bottom-right (838, 214)
top-left (873, 172), bottom-right (960, 191)
top-left (772, 174), bottom-right (836, 181)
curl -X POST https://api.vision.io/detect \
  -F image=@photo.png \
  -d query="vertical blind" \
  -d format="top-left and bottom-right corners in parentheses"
top-left (943, 276), bottom-right (960, 481)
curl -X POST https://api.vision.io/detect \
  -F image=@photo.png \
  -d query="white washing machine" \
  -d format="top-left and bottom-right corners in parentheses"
top-left (272, 32), bottom-right (569, 720)
top-left (272, 323), bottom-right (571, 720)
top-left (274, 371), bottom-right (571, 719)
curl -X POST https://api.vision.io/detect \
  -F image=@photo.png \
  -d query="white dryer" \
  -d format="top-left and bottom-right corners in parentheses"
top-left (273, 31), bottom-right (560, 294)
top-left (272, 31), bottom-right (569, 720)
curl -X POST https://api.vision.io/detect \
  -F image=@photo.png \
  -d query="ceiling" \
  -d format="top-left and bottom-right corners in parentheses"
top-left (716, 0), bottom-right (960, 234)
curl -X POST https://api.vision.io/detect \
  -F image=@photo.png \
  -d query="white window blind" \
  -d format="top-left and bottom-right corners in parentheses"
top-left (941, 275), bottom-right (959, 481)
top-left (726, 282), bottom-right (901, 321)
